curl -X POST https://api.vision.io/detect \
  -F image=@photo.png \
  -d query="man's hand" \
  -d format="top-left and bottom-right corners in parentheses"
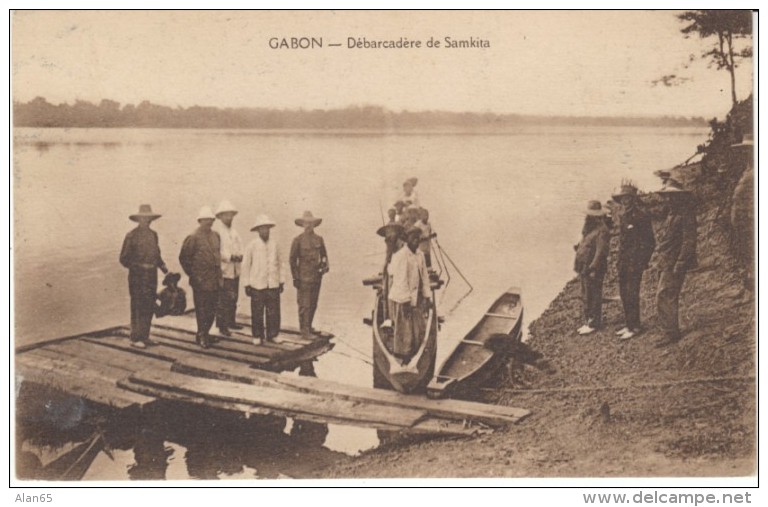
top-left (245, 286), bottom-right (253, 297)
top-left (293, 279), bottom-right (301, 289)
top-left (279, 283), bottom-right (284, 294)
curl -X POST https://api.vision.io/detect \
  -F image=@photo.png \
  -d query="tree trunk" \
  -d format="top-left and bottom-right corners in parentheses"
top-left (727, 32), bottom-right (738, 105)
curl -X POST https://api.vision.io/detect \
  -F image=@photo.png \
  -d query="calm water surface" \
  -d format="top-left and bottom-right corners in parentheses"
top-left (13, 126), bottom-right (707, 479)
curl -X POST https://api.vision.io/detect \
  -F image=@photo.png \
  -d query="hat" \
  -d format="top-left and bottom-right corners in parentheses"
top-left (251, 214), bottom-right (276, 231)
top-left (215, 199), bottom-right (238, 217)
top-left (404, 177), bottom-right (418, 186)
top-left (162, 272), bottom-right (181, 286)
top-left (584, 200), bottom-right (607, 217)
top-left (295, 210), bottom-right (322, 227)
top-left (377, 223), bottom-right (405, 239)
top-left (197, 206), bottom-right (216, 221)
top-left (731, 133), bottom-right (754, 148)
top-left (656, 180), bottom-right (690, 195)
top-left (129, 204), bottom-right (161, 222)
top-left (612, 183), bottom-right (639, 200)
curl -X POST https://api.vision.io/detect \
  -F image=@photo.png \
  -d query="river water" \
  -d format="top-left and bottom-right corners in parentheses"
top-left (13, 126), bottom-right (707, 479)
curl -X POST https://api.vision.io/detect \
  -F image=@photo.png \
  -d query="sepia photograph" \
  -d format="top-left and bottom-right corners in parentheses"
top-left (10, 9), bottom-right (756, 485)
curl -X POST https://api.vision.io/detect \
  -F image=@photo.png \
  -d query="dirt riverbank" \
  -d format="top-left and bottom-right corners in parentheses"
top-left (319, 98), bottom-right (756, 479)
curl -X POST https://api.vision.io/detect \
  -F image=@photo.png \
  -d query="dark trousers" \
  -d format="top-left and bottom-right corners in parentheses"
top-left (251, 288), bottom-right (281, 340)
top-left (656, 267), bottom-right (687, 341)
top-left (193, 288), bottom-right (218, 337)
top-left (297, 281), bottom-right (322, 335)
top-left (128, 268), bottom-right (157, 343)
top-left (618, 266), bottom-right (645, 330)
top-left (216, 277), bottom-right (239, 331)
top-left (580, 271), bottom-right (605, 328)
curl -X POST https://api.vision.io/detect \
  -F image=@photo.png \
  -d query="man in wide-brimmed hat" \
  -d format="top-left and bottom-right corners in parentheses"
top-left (241, 214), bottom-right (285, 344)
top-left (573, 200), bottom-right (611, 335)
top-left (290, 211), bottom-right (329, 338)
top-left (213, 199), bottom-right (244, 336)
top-left (179, 206), bottom-right (222, 348)
top-left (120, 205), bottom-right (169, 349)
top-left (653, 183), bottom-right (697, 348)
top-left (612, 183), bottom-right (656, 341)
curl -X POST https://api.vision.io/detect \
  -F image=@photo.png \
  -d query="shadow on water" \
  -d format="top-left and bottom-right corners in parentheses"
top-left (16, 376), bottom-right (350, 481)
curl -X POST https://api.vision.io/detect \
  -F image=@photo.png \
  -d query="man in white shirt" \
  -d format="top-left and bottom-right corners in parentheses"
top-left (387, 227), bottom-right (432, 360)
top-left (214, 200), bottom-right (244, 337)
top-left (241, 214), bottom-right (285, 344)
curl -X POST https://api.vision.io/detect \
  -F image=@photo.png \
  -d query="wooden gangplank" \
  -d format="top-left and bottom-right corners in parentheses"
top-left (15, 312), bottom-right (334, 410)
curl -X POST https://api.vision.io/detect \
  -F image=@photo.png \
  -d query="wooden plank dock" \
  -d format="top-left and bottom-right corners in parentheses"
top-left (15, 311), bottom-right (530, 436)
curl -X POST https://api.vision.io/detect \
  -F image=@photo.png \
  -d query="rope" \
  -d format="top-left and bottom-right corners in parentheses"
top-left (330, 349), bottom-right (374, 366)
top-left (434, 239), bottom-right (474, 314)
top-left (484, 374), bottom-right (756, 395)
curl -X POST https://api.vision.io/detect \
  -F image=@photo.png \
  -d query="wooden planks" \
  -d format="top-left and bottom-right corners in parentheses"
top-left (15, 353), bottom-right (153, 409)
top-left (174, 356), bottom-right (530, 426)
top-left (125, 368), bottom-right (429, 428)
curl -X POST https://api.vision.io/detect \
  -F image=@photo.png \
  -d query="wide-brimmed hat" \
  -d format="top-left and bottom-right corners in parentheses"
top-left (251, 214), bottom-right (276, 231)
top-left (129, 204), bottom-right (161, 222)
top-left (377, 223), bottom-right (405, 239)
top-left (612, 183), bottom-right (639, 200)
top-left (656, 180), bottom-right (690, 195)
top-left (295, 210), bottom-right (322, 227)
top-left (162, 272), bottom-right (181, 286)
top-left (584, 200), bottom-right (607, 217)
top-left (197, 206), bottom-right (216, 221)
top-left (215, 199), bottom-right (238, 217)
top-left (731, 133), bottom-right (754, 148)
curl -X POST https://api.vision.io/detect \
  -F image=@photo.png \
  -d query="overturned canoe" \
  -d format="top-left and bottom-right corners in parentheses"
top-left (427, 288), bottom-right (523, 399)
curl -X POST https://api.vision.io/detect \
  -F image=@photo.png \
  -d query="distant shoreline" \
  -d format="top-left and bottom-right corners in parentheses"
top-left (13, 98), bottom-right (709, 130)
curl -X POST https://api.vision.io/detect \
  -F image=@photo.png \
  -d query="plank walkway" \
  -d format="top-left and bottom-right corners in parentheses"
top-left (16, 311), bottom-right (530, 435)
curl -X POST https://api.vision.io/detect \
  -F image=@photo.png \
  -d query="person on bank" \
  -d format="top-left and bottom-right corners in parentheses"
top-left (214, 200), bottom-right (244, 336)
top-left (120, 204), bottom-right (170, 349)
top-left (613, 183), bottom-right (656, 340)
top-left (179, 206), bottom-right (222, 349)
top-left (241, 214), bottom-right (285, 345)
top-left (573, 200), bottom-right (611, 336)
top-left (654, 182), bottom-right (698, 348)
top-left (290, 211), bottom-right (329, 339)
top-left (387, 227), bottom-right (432, 360)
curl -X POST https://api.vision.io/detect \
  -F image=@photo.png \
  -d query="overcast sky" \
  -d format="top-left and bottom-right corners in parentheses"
top-left (12, 10), bottom-right (754, 118)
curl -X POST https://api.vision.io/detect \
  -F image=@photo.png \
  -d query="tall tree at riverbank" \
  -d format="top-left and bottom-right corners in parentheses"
top-left (678, 10), bottom-right (753, 106)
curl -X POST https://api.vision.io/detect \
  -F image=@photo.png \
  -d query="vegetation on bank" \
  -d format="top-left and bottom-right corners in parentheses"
top-left (13, 97), bottom-right (707, 130)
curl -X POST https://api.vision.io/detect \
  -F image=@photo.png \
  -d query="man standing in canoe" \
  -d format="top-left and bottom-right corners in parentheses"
top-left (573, 200), bottom-right (611, 336)
top-left (290, 211), bottom-right (329, 339)
top-left (214, 200), bottom-right (244, 337)
top-left (241, 215), bottom-right (285, 345)
top-left (612, 183), bottom-right (656, 340)
top-left (654, 182), bottom-right (698, 348)
top-left (120, 205), bottom-right (169, 349)
top-left (387, 227), bottom-right (432, 361)
top-left (179, 206), bottom-right (222, 349)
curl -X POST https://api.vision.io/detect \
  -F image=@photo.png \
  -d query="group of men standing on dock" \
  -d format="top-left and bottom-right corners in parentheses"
top-left (573, 177), bottom-right (698, 348)
top-left (120, 202), bottom-right (328, 349)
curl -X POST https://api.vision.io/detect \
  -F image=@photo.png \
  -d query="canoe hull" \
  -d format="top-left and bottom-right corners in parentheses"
top-left (372, 294), bottom-right (438, 394)
top-left (428, 289), bottom-right (523, 399)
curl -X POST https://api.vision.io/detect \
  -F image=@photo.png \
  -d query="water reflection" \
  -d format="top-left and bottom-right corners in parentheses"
top-left (16, 369), bottom-right (349, 481)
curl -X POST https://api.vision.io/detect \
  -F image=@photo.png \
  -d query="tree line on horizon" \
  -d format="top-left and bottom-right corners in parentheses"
top-left (13, 97), bottom-right (708, 130)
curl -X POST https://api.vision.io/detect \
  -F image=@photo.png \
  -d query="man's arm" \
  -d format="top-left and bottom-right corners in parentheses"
top-left (676, 213), bottom-right (697, 270)
top-left (178, 235), bottom-right (194, 276)
top-left (153, 230), bottom-right (169, 274)
top-left (588, 228), bottom-right (610, 272)
top-left (119, 232), bottom-right (132, 269)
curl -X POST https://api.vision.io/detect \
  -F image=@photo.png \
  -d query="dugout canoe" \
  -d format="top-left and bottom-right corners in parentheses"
top-left (427, 288), bottom-right (523, 399)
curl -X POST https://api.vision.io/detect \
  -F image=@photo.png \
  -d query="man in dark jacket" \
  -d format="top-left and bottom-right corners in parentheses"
top-left (179, 206), bottom-right (222, 348)
top-left (120, 205), bottom-right (169, 349)
top-left (574, 200), bottom-right (611, 335)
top-left (290, 211), bottom-right (329, 338)
top-left (654, 183), bottom-right (698, 347)
top-left (613, 184), bottom-right (656, 340)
